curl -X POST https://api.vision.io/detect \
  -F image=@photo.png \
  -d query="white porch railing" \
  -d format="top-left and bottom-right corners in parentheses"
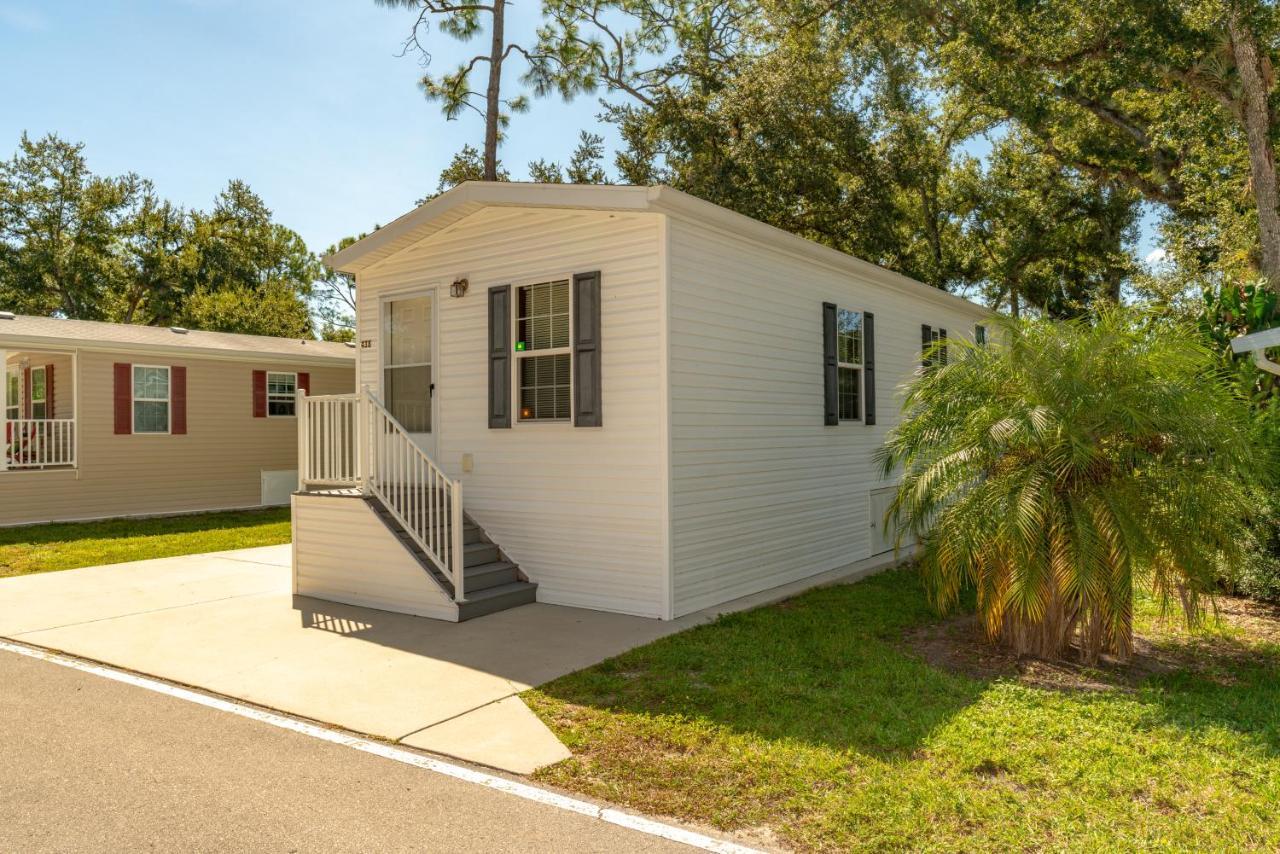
top-left (5, 419), bottom-right (76, 469)
top-left (297, 389), bottom-right (465, 602)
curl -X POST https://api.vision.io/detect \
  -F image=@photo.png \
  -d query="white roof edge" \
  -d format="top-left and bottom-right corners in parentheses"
top-left (325, 182), bottom-right (655, 272)
top-left (0, 333), bottom-right (355, 366)
top-left (327, 181), bottom-right (991, 318)
top-left (1231, 326), bottom-right (1280, 353)
top-left (645, 186), bottom-right (990, 318)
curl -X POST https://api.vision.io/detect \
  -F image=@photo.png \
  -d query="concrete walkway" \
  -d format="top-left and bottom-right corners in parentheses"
top-left (0, 544), bottom-right (896, 774)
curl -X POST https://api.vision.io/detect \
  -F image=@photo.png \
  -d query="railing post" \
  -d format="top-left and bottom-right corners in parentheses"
top-left (296, 389), bottom-right (308, 490)
top-left (451, 479), bottom-right (465, 601)
top-left (357, 385), bottom-right (368, 493)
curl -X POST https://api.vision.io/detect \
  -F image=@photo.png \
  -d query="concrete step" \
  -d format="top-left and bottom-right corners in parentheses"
top-left (457, 581), bottom-right (538, 621)
top-left (463, 560), bottom-right (519, 592)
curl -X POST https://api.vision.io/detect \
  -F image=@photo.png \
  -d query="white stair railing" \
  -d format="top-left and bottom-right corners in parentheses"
top-left (6, 419), bottom-right (76, 469)
top-left (297, 389), bottom-right (465, 601)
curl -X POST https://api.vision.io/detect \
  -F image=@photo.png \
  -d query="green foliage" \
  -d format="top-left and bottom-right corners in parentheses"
top-left (0, 133), bottom-right (318, 337)
top-left (879, 308), bottom-right (1259, 662)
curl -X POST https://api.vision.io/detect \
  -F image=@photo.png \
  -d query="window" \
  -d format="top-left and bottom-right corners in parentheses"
top-left (132, 365), bottom-right (170, 434)
top-left (30, 367), bottom-right (47, 420)
top-left (383, 295), bottom-right (432, 433)
top-left (837, 308), bottom-right (862, 421)
top-left (515, 278), bottom-right (571, 421)
top-left (5, 369), bottom-right (18, 421)
top-left (267, 372), bottom-right (297, 417)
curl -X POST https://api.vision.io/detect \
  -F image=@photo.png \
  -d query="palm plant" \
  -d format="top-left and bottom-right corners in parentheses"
top-left (878, 308), bottom-right (1261, 663)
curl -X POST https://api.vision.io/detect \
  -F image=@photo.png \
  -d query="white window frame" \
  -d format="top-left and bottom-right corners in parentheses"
top-left (30, 366), bottom-right (47, 420)
top-left (512, 274), bottom-right (574, 425)
top-left (5, 367), bottom-right (20, 421)
top-left (131, 364), bottom-right (171, 435)
top-left (836, 307), bottom-right (863, 423)
top-left (266, 371), bottom-right (298, 418)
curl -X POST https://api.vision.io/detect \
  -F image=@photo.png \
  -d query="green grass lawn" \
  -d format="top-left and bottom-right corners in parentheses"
top-left (525, 569), bottom-right (1280, 852)
top-left (0, 508), bottom-right (292, 578)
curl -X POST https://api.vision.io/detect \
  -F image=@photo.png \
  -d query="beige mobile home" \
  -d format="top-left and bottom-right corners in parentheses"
top-left (1, 315), bottom-right (355, 526)
top-left (293, 182), bottom-right (989, 622)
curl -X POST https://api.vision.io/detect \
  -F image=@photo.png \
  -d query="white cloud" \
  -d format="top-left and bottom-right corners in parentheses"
top-left (1144, 247), bottom-right (1168, 265)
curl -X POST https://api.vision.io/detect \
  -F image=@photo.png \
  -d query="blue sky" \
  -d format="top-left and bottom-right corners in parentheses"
top-left (1, 1), bottom-right (1158, 262)
top-left (0, 0), bottom-right (612, 253)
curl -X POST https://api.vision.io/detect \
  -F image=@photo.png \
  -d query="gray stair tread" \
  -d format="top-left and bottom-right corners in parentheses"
top-left (461, 580), bottom-right (536, 601)
top-left (464, 560), bottom-right (516, 576)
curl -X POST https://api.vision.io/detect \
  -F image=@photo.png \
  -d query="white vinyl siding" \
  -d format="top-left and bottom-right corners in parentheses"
top-left (666, 216), bottom-right (988, 617)
top-left (355, 206), bottom-right (667, 618)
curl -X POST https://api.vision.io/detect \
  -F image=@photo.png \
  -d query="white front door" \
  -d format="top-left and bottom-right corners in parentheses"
top-left (381, 290), bottom-right (437, 458)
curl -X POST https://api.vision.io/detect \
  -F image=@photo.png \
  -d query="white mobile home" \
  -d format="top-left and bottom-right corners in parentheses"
top-left (293, 182), bottom-right (988, 622)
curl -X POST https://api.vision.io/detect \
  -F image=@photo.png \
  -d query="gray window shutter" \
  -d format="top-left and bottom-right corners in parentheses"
top-left (863, 312), bottom-right (876, 426)
top-left (823, 302), bottom-right (838, 426)
top-left (488, 285), bottom-right (511, 428)
top-left (939, 328), bottom-right (948, 364)
top-left (976, 324), bottom-right (987, 346)
top-left (921, 324), bottom-right (933, 368)
top-left (572, 271), bottom-right (602, 427)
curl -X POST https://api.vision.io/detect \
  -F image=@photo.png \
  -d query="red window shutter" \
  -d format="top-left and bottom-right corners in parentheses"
top-left (22, 366), bottom-right (31, 418)
top-left (252, 370), bottom-right (267, 418)
top-left (171, 366), bottom-right (187, 435)
top-left (298, 372), bottom-right (310, 395)
top-left (114, 363), bottom-right (132, 435)
top-left (45, 364), bottom-right (54, 419)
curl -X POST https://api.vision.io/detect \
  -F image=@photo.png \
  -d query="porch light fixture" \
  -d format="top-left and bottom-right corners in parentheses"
top-left (450, 278), bottom-right (469, 298)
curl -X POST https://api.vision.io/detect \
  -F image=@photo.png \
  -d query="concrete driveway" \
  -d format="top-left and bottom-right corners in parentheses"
top-left (0, 545), bottom-right (697, 774)
top-left (0, 544), bottom-right (891, 775)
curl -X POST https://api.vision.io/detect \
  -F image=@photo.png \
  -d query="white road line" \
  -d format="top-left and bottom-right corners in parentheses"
top-left (0, 639), bottom-right (761, 854)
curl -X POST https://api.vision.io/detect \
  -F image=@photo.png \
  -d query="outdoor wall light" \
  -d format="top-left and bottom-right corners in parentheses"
top-left (451, 278), bottom-right (469, 298)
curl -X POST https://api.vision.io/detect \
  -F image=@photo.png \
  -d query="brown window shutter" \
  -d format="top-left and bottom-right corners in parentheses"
top-left (114, 363), bottom-right (132, 435)
top-left (298, 372), bottom-right (311, 395)
top-left (45, 364), bottom-right (54, 419)
top-left (22, 366), bottom-right (31, 418)
top-left (252, 370), bottom-right (267, 418)
top-left (921, 324), bottom-right (933, 368)
top-left (171, 366), bottom-right (187, 435)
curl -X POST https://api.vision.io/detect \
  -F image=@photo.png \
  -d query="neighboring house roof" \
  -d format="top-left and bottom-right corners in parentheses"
top-left (325, 181), bottom-right (990, 319)
top-left (0, 314), bottom-right (357, 366)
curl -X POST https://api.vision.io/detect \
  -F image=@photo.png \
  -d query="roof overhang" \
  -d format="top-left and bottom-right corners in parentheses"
top-left (1230, 326), bottom-right (1280, 354)
top-left (327, 181), bottom-right (991, 319)
top-left (0, 333), bottom-right (355, 367)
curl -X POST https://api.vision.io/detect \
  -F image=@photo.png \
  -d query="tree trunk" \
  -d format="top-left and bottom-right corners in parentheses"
top-left (1009, 283), bottom-right (1021, 318)
top-left (483, 0), bottom-right (505, 182)
top-left (1229, 9), bottom-right (1280, 291)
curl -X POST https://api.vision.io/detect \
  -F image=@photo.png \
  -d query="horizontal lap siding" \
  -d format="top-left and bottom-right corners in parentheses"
top-left (667, 218), bottom-right (987, 616)
top-left (357, 207), bottom-right (667, 618)
top-left (292, 494), bottom-right (456, 621)
top-left (0, 350), bottom-right (354, 526)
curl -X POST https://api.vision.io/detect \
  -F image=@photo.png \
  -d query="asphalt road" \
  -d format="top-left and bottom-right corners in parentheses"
top-left (0, 649), bottom-right (693, 853)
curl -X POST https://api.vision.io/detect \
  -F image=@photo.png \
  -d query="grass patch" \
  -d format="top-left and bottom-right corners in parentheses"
top-left (526, 569), bottom-right (1280, 852)
top-left (0, 508), bottom-right (292, 578)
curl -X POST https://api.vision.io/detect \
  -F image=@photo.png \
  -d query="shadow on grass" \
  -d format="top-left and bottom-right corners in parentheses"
top-left (536, 569), bottom-right (987, 759)
top-left (533, 567), bottom-right (1280, 759)
top-left (0, 507), bottom-right (291, 548)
